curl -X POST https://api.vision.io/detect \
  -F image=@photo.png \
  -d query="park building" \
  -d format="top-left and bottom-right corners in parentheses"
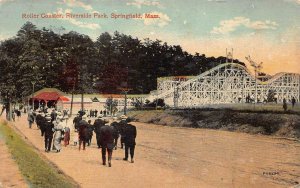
top-left (28, 88), bottom-right (147, 115)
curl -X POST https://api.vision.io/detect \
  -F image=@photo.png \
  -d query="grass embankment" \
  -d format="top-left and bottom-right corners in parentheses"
top-left (0, 121), bottom-right (78, 188)
top-left (129, 108), bottom-right (300, 139)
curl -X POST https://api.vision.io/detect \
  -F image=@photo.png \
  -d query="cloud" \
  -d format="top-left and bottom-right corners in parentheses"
top-left (127, 0), bottom-right (161, 8)
top-left (58, 0), bottom-right (93, 10)
top-left (143, 12), bottom-right (171, 27)
top-left (0, 34), bottom-right (12, 41)
top-left (207, 0), bottom-right (226, 2)
top-left (211, 17), bottom-right (278, 34)
top-left (0, 0), bottom-right (13, 4)
top-left (284, 0), bottom-right (300, 5)
top-left (55, 8), bottom-right (100, 30)
top-left (133, 26), bottom-right (300, 75)
top-left (185, 32), bottom-right (300, 74)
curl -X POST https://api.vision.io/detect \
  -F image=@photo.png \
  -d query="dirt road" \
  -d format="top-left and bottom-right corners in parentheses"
top-left (7, 115), bottom-right (300, 188)
top-left (0, 137), bottom-right (28, 188)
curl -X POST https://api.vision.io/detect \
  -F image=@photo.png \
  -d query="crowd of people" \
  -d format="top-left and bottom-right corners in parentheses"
top-left (32, 109), bottom-right (68, 153)
top-left (26, 108), bottom-right (137, 167)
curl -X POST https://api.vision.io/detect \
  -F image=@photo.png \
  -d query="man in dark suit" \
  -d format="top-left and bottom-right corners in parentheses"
top-left (95, 109), bottom-right (98, 117)
top-left (100, 123), bottom-right (116, 167)
top-left (73, 113), bottom-right (82, 132)
top-left (44, 115), bottom-right (54, 152)
top-left (110, 117), bottom-right (120, 150)
top-left (119, 115), bottom-right (128, 149)
top-left (35, 112), bottom-right (43, 129)
top-left (50, 109), bottom-right (57, 122)
top-left (27, 110), bottom-right (35, 129)
top-left (87, 120), bottom-right (94, 146)
top-left (39, 113), bottom-right (46, 137)
top-left (123, 117), bottom-right (137, 163)
top-left (78, 115), bottom-right (89, 150)
top-left (93, 115), bottom-right (107, 148)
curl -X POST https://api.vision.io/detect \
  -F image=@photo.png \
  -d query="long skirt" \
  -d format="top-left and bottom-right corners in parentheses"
top-left (53, 131), bottom-right (62, 151)
top-left (64, 131), bottom-right (70, 146)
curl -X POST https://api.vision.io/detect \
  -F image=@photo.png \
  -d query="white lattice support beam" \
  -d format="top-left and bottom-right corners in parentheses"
top-left (151, 63), bottom-right (300, 108)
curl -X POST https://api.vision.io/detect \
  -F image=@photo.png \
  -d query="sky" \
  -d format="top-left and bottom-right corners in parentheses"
top-left (0, 0), bottom-right (299, 75)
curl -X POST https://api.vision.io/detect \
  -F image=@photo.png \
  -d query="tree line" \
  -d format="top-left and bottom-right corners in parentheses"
top-left (0, 22), bottom-right (245, 103)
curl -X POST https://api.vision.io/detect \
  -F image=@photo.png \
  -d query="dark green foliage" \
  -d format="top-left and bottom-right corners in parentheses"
top-left (0, 22), bottom-right (246, 100)
top-left (144, 98), bottom-right (165, 107)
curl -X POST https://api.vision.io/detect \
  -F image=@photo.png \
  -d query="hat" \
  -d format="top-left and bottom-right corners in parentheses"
top-left (120, 115), bottom-right (127, 120)
top-left (45, 115), bottom-right (51, 121)
top-left (98, 114), bottom-right (103, 118)
top-left (126, 117), bottom-right (133, 123)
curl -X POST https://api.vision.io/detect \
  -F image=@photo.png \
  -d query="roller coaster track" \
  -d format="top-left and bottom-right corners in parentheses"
top-left (153, 63), bottom-right (300, 107)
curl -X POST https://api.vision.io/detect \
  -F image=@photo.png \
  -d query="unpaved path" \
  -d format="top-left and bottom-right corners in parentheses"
top-left (0, 134), bottom-right (28, 188)
top-left (6, 115), bottom-right (300, 188)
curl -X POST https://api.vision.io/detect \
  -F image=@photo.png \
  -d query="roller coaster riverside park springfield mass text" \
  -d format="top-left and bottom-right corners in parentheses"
top-left (21, 12), bottom-right (158, 19)
top-left (1, 1), bottom-right (300, 188)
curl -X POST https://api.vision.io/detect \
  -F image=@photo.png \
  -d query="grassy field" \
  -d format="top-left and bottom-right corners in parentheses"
top-left (129, 103), bottom-right (300, 114)
top-left (128, 104), bottom-right (300, 139)
top-left (0, 120), bottom-right (78, 188)
top-left (200, 103), bottom-right (300, 113)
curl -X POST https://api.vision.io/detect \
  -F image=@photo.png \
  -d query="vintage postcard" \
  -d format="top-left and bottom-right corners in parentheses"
top-left (0, 0), bottom-right (299, 188)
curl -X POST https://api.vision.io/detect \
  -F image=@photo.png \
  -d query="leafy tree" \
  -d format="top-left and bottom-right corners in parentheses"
top-left (0, 22), bottom-right (247, 102)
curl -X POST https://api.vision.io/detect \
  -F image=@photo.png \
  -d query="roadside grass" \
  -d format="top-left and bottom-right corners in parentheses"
top-left (0, 121), bottom-right (78, 188)
top-left (128, 105), bottom-right (300, 138)
top-left (212, 103), bottom-right (300, 113)
top-left (128, 103), bottom-right (300, 114)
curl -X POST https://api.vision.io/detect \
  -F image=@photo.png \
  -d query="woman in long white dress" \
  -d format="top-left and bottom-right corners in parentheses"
top-left (52, 116), bottom-right (64, 152)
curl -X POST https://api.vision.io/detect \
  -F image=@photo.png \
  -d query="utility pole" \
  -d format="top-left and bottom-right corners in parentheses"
top-left (70, 81), bottom-right (75, 117)
top-left (124, 92), bottom-right (128, 115)
top-left (31, 81), bottom-right (36, 109)
top-left (118, 87), bottom-right (132, 115)
top-left (68, 34), bottom-right (78, 117)
top-left (81, 92), bottom-right (84, 111)
top-left (110, 95), bottom-right (113, 116)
